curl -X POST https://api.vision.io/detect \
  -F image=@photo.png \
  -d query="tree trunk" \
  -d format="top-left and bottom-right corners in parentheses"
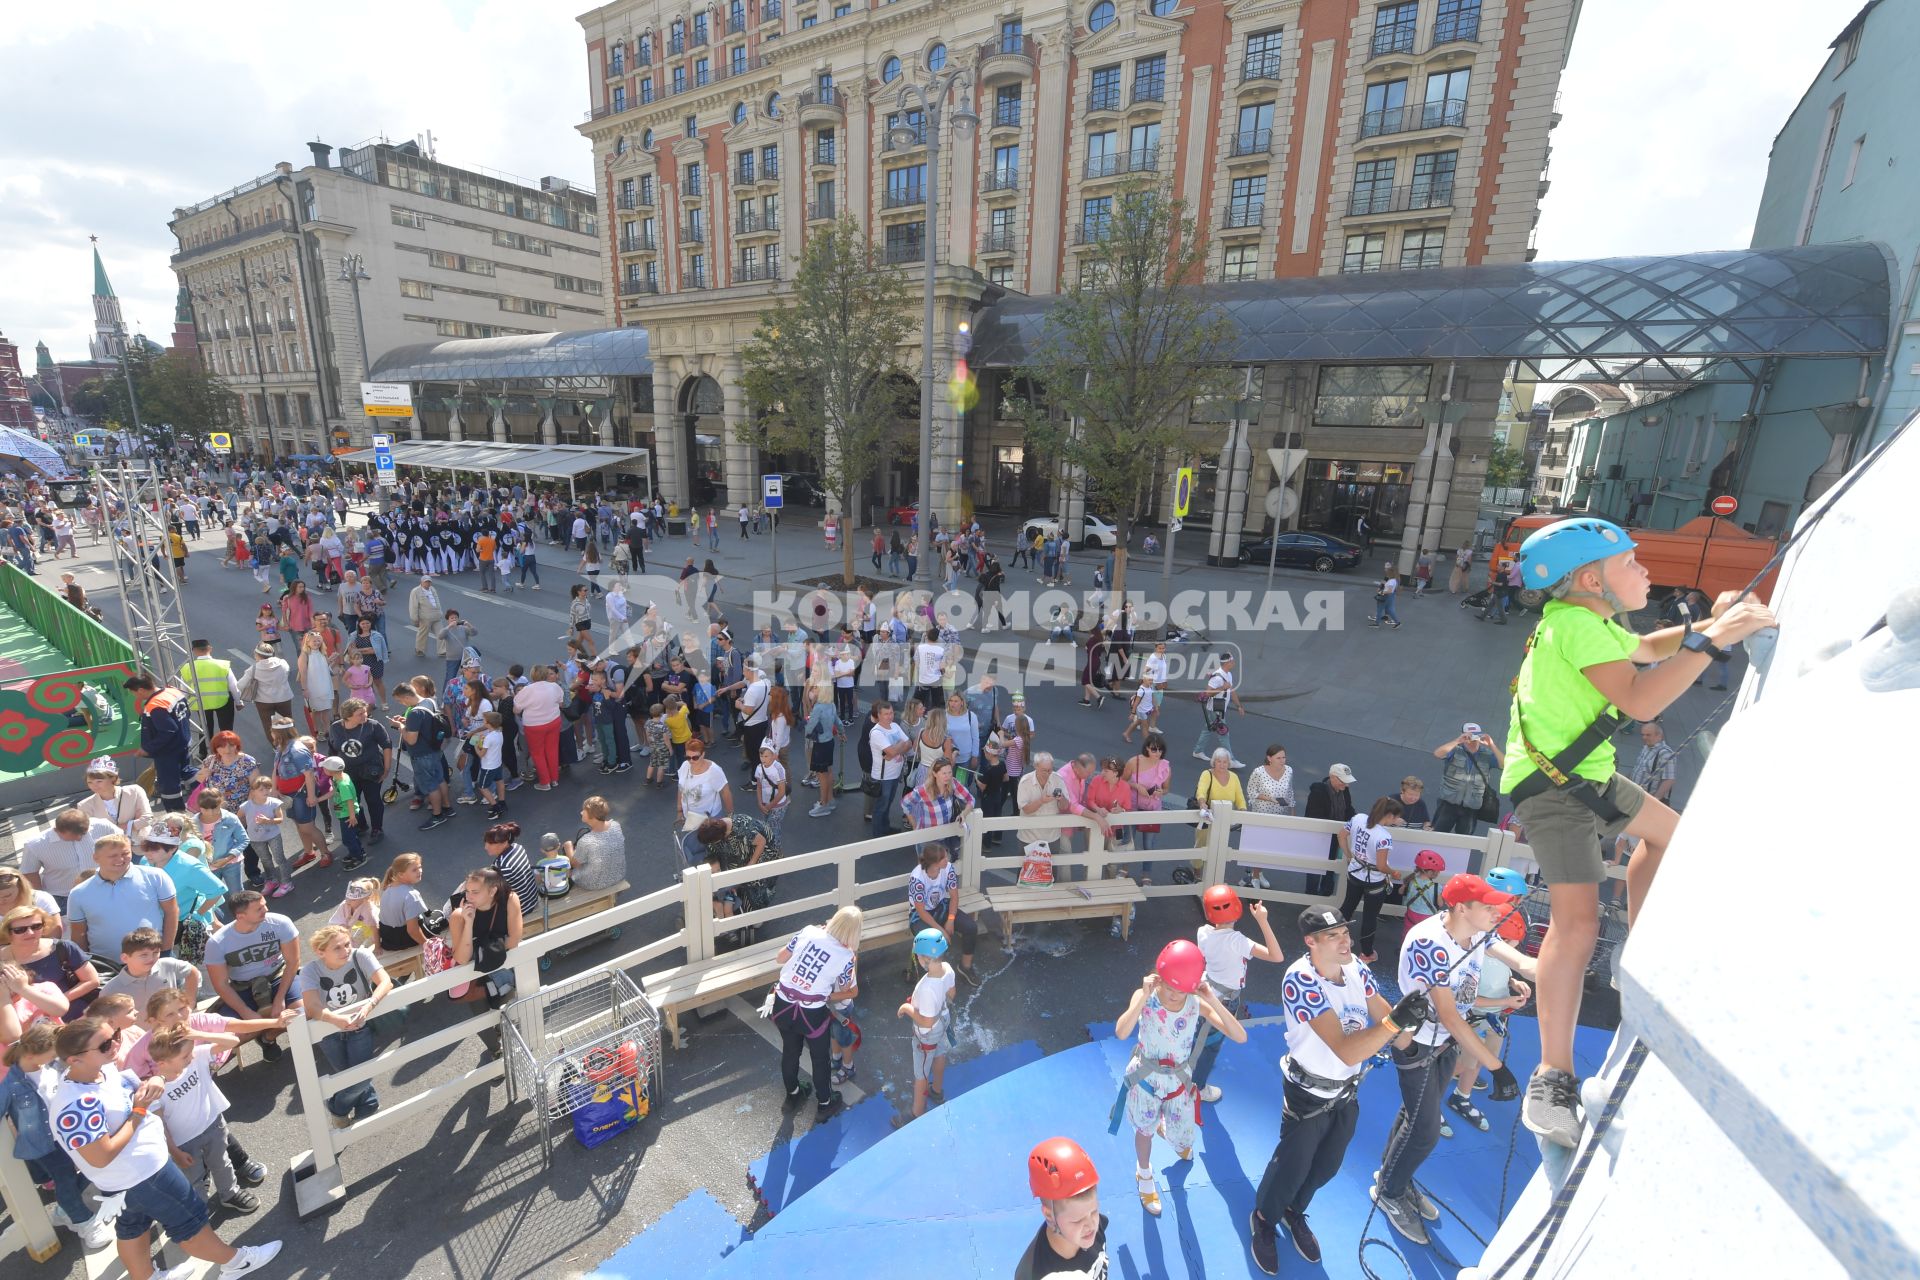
top-left (840, 485), bottom-right (856, 587)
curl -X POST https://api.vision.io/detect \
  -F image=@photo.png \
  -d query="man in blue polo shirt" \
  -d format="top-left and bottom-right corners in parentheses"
top-left (66, 833), bottom-right (179, 963)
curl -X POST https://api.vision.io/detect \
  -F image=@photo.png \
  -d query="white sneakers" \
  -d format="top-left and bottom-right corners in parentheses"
top-left (1199, 1084), bottom-right (1223, 1103)
top-left (220, 1241), bottom-right (285, 1276)
top-left (50, 1205), bottom-right (114, 1251)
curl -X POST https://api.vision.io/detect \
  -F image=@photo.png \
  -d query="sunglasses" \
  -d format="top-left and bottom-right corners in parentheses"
top-left (90, 1027), bottom-right (123, 1055)
top-left (9, 922), bottom-right (43, 935)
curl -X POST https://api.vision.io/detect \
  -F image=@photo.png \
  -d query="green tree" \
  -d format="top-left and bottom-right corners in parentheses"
top-left (1486, 441), bottom-right (1528, 488)
top-left (71, 348), bottom-right (239, 443)
top-left (1008, 181), bottom-right (1237, 602)
top-left (739, 217), bottom-right (917, 586)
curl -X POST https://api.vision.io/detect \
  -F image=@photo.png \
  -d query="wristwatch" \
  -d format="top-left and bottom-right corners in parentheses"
top-left (1679, 630), bottom-right (1729, 662)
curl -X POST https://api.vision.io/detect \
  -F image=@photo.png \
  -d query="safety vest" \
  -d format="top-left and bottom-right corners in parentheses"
top-left (180, 658), bottom-right (231, 709)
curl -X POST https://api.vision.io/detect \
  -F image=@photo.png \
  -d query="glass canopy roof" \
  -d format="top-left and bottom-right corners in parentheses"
top-left (968, 244), bottom-right (1892, 383)
top-left (369, 327), bottom-right (652, 383)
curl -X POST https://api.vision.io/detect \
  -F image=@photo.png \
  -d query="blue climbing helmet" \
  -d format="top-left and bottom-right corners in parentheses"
top-left (1516, 518), bottom-right (1637, 593)
top-left (913, 927), bottom-right (949, 958)
top-left (1484, 866), bottom-right (1529, 898)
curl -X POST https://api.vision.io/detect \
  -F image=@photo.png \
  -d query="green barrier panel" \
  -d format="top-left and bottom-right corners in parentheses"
top-left (0, 562), bottom-right (143, 778)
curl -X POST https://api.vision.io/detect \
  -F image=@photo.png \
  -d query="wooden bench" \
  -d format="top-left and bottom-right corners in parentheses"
top-left (642, 890), bottom-right (988, 1048)
top-left (373, 880), bottom-right (630, 982)
top-left (984, 878), bottom-right (1145, 946)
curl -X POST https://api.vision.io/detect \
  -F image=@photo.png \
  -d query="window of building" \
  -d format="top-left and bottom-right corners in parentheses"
top-left (738, 197), bottom-right (755, 230)
top-left (645, 261), bottom-right (659, 287)
top-left (1313, 365), bottom-right (1427, 425)
top-left (687, 160), bottom-right (703, 191)
top-left (695, 57), bottom-right (710, 86)
top-left (391, 207), bottom-right (424, 228)
top-left (994, 84), bottom-right (1022, 127)
top-left (643, 127), bottom-right (654, 148)
top-left (731, 0), bottom-right (746, 30)
top-left (640, 33), bottom-right (652, 62)
top-left (1352, 158), bottom-right (1395, 214)
top-left (1000, 17), bottom-right (1023, 50)
top-left (882, 56), bottom-right (902, 82)
top-left (612, 85), bottom-right (627, 112)
top-left (1799, 96), bottom-right (1846, 243)
top-left (815, 178), bottom-right (835, 217)
top-left (1133, 53), bottom-right (1166, 101)
top-left (693, 12), bottom-right (708, 41)
top-left (833, 2), bottom-right (850, 16)
top-left (990, 206), bottom-right (1016, 234)
top-left (501, 297), bottom-right (558, 317)
top-left (1082, 194), bottom-right (1113, 237)
top-left (1090, 64), bottom-right (1121, 111)
top-left (1222, 244), bottom-right (1257, 281)
top-left (1236, 101), bottom-right (1274, 154)
top-left (992, 143), bottom-right (1020, 184)
top-left (1373, 2), bottom-right (1418, 55)
top-left (1128, 121), bottom-right (1160, 170)
top-left (689, 253), bottom-right (707, 284)
top-left (1228, 175), bottom-right (1265, 226)
top-left (1361, 78), bottom-right (1408, 135)
top-left (1087, 129), bottom-right (1117, 176)
top-left (764, 193), bottom-right (781, 225)
top-left (928, 41), bottom-right (947, 70)
top-left (1434, 0), bottom-right (1480, 44)
top-left (641, 77), bottom-right (654, 103)
top-left (686, 114), bottom-right (699, 138)
top-left (639, 175), bottom-right (654, 204)
top-left (988, 265), bottom-right (1013, 287)
top-left (886, 163), bottom-right (927, 205)
top-left (1424, 68), bottom-right (1469, 126)
top-left (1410, 151), bottom-right (1456, 205)
top-left (801, 13), bottom-right (816, 26)
top-left (768, 91), bottom-right (782, 116)
top-left (1151, 0), bottom-right (1176, 12)
top-left (400, 279), bottom-right (433, 299)
top-left (688, 207), bottom-right (705, 238)
top-left (1244, 28), bottom-right (1284, 78)
top-left (816, 128), bottom-right (837, 163)
top-left (1341, 232), bottom-right (1386, 273)
top-left (1088, 1), bottom-right (1114, 32)
top-left (737, 150), bottom-right (756, 182)
top-left (733, 102), bottom-right (748, 125)
top-left (887, 107), bottom-right (926, 146)
top-left (1839, 21), bottom-right (1862, 69)
top-left (740, 244), bottom-right (759, 276)
top-left (885, 220), bottom-right (926, 259)
top-left (672, 66), bottom-right (686, 93)
top-left (1842, 134), bottom-right (1865, 189)
top-left (816, 70), bottom-right (835, 93)
top-left (1399, 228), bottom-right (1444, 269)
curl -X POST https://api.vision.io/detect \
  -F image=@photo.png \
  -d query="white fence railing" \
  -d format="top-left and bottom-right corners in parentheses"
top-left (3, 805), bottom-right (1534, 1246)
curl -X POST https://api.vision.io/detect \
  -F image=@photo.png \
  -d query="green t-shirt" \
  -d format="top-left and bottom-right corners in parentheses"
top-left (328, 773), bottom-right (359, 820)
top-left (1501, 600), bottom-right (1641, 790)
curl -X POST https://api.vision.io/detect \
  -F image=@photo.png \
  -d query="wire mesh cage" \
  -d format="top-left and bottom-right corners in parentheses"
top-left (1518, 884), bottom-right (1628, 985)
top-left (502, 967), bottom-right (663, 1153)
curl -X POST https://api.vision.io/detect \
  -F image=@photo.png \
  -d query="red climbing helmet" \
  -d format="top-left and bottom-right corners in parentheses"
top-left (1414, 849), bottom-right (1446, 873)
top-left (1202, 884), bottom-right (1243, 924)
top-left (1028, 1137), bottom-right (1100, 1199)
top-left (1156, 939), bottom-right (1206, 993)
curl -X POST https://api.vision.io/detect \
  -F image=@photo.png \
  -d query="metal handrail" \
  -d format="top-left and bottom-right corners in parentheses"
top-left (980, 229), bottom-right (1017, 254)
top-left (1087, 87), bottom-right (1121, 112)
top-left (882, 186), bottom-right (926, 209)
top-left (983, 167), bottom-right (1020, 193)
top-left (1230, 128), bottom-right (1273, 157)
top-left (882, 239), bottom-right (926, 263)
top-left (1359, 97), bottom-right (1468, 139)
top-left (1240, 55), bottom-right (1282, 83)
top-left (1370, 25), bottom-right (1416, 57)
top-left (992, 103), bottom-right (1022, 128)
top-left (1431, 13), bottom-right (1480, 44)
top-left (1223, 203), bottom-right (1266, 229)
top-left (1131, 79), bottom-right (1166, 104)
top-left (979, 33), bottom-right (1036, 60)
top-left (1346, 180), bottom-right (1455, 216)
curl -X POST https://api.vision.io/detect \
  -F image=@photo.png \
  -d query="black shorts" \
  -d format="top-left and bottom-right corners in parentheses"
top-left (574, 619), bottom-right (593, 634)
top-left (809, 739), bottom-right (834, 771)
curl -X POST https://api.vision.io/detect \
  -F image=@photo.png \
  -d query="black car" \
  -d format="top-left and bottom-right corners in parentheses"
top-left (779, 473), bottom-right (828, 506)
top-left (1237, 531), bottom-right (1365, 573)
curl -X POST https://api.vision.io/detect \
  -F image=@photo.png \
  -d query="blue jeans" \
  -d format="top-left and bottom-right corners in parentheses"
top-left (519, 553), bottom-right (541, 585)
top-left (872, 776), bottom-right (902, 839)
top-left (27, 1151), bottom-right (92, 1224)
top-left (320, 1023), bottom-right (379, 1117)
top-left (115, 1158), bottom-right (210, 1243)
top-left (1374, 594), bottom-right (1399, 625)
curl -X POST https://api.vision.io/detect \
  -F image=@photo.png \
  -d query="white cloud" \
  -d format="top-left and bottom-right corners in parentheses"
top-left (1534, 0), bottom-right (1842, 260)
top-left (0, 0), bottom-right (593, 364)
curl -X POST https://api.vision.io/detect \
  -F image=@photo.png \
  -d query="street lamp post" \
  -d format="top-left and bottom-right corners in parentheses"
top-left (890, 69), bottom-right (977, 603)
top-left (339, 254), bottom-right (372, 444)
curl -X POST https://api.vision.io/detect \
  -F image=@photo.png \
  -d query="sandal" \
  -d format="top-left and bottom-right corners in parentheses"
top-left (1447, 1093), bottom-right (1490, 1131)
top-left (1137, 1170), bottom-right (1163, 1217)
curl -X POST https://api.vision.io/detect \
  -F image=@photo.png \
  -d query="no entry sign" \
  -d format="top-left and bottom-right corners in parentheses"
top-left (1709, 494), bottom-right (1738, 517)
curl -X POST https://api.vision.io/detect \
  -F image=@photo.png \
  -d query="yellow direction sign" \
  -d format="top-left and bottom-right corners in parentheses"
top-left (1173, 467), bottom-right (1194, 518)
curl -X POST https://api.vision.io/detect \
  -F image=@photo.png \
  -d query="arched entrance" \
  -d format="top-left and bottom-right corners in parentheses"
top-left (678, 374), bottom-right (725, 506)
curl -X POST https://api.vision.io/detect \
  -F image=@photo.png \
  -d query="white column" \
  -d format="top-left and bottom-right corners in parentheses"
top-left (652, 368), bottom-right (687, 507)
top-left (538, 399), bottom-right (558, 445)
top-left (1207, 418), bottom-right (1252, 564)
top-left (926, 290), bottom-right (962, 529)
top-left (722, 358), bottom-right (755, 510)
top-left (490, 399), bottom-right (508, 444)
top-left (1029, 47), bottom-right (1071, 290)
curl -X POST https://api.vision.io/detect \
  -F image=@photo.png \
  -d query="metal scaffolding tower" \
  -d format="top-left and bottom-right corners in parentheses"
top-left (97, 459), bottom-right (204, 757)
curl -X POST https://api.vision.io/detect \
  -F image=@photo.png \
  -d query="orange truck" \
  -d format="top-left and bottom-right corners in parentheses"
top-left (1486, 514), bottom-right (1780, 610)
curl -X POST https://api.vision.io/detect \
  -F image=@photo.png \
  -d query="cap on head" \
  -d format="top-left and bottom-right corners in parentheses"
top-left (1298, 907), bottom-right (1349, 938)
top-left (321, 756), bottom-right (347, 773)
top-left (1329, 763), bottom-right (1357, 784)
top-left (1441, 873), bottom-right (1516, 908)
top-left (1155, 939), bottom-right (1205, 993)
top-left (1202, 884), bottom-right (1242, 925)
top-left (1028, 1137), bottom-right (1099, 1199)
top-left (1462, 722), bottom-right (1482, 736)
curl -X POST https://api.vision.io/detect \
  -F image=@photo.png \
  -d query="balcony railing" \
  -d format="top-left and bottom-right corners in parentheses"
top-left (620, 279), bottom-right (660, 296)
top-left (737, 165), bottom-right (756, 185)
top-left (669, 35), bottom-right (685, 54)
top-left (884, 125), bottom-right (927, 152)
top-left (682, 175), bottom-right (704, 197)
top-left (1399, 248), bottom-right (1444, 270)
top-left (980, 229), bottom-right (1017, 254)
top-left (992, 102), bottom-right (1022, 128)
top-left (638, 51), bottom-right (652, 66)
top-left (813, 141), bottom-right (837, 165)
top-left (1131, 79), bottom-right (1166, 104)
top-left (1087, 86), bottom-right (1121, 112)
top-left (1072, 220), bottom-right (1112, 245)
top-left (761, 1), bottom-right (782, 20)
top-left (616, 192), bottom-right (643, 210)
top-left (620, 231), bottom-right (658, 251)
top-left (796, 87), bottom-right (842, 112)
top-left (1370, 26), bottom-right (1417, 57)
top-left (1360, 97), bottom-right (1468, 139)
top-left (1432, 13), bottom-right (1480, 44)
top-left (1084, 146), bottom-right (1161, 179)
top-left (882, 186), bottom-right (926, 210)
top-left (278, 318), bottom-right (296, 332)
top-left (737, 261), bottom-right (781, 282)
top-left (608, 58), bottom-right (625, 76)
top-left (684, 270), bottom-right (709, 289)
top-left (983, 167), bottom-right (1020, 193)
top-left (1240, 55), bottom-right (1282, 83)
top-left (691, 29), bottom-right (709, 46)
top-left (1230, 128), bottom-right (1272, 157)
top-left (882, 239), bottom-right (926, 264)
top-left (1340, 259), bottom-right (1386, 275)
top-left (727, 13), bottom-right (747, 33)
top-left (682, 224), bottom-right (707, 244)
top-left (762, 158), bottom-right (780, 180)
top-left (736, 212), bottom-right (780, 234)
top-left (1223, 203), bottom-right (1265, 229)
top-left (808, 199), bottom-right (836, 221)
top-left (1345, 180), bottom-right (1455, 217)
top-left (984, 32), bottom-right (1034, 57)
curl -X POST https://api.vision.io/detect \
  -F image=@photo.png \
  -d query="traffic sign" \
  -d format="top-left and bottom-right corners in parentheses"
top-left (373, 433), bottom-right (396, 487)
top-left (1709, 494), bottom-right (1738, 517)
top-left (73, 433), bottom-right (91, 447)
top-left (371, 434), bottom-right (393, 450)
top-left (360, 382), bottom-right (414, 417)
top-left (762, 474), bottom-right (784, 509)
top-left (1173, 467), bottom-right (1194, 518)
top-left (207, 432), bottom-right (232, 455)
